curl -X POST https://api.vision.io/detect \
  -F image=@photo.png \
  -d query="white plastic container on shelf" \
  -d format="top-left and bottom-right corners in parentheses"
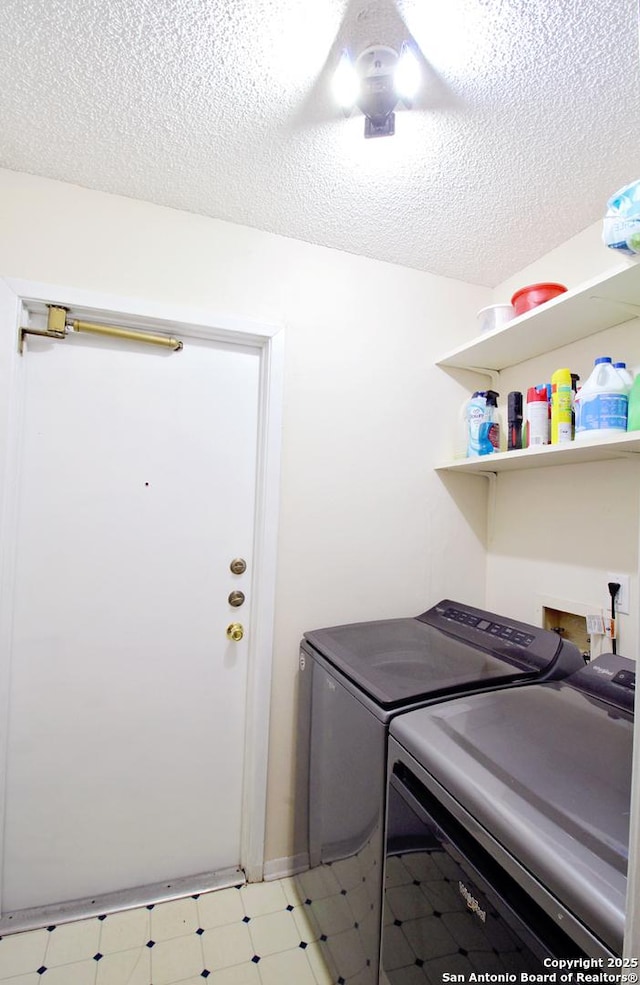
top-left (476, 303), bottom-right (514, 335)
top-left (575, 357), bottom-right (629, 441)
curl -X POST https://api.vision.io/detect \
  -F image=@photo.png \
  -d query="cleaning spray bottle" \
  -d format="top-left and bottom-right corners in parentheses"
top-left (541, 383), bottom-right (552, 443)
top-left (465, 391), bottom-right (488, 457)
top-left (571, 374), bottom-right (580, 438)
top-left (481, 390), bottom-right (501, 453)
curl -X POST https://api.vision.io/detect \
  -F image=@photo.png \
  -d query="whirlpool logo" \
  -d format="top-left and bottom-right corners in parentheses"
top-left (458, 881), bottom-right (486, 922)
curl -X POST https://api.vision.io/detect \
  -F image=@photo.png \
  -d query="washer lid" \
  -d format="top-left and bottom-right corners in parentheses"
top-left (303, 600), bottom-right (568, 708)
top-left (390, 679), bottom-right (633, 954)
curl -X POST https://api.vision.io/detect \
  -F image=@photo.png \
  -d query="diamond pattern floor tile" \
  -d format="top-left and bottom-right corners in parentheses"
top-left (0, 876), bottom-right (348, 985)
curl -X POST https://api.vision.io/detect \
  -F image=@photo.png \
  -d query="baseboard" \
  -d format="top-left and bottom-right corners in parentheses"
top-left (0, 866), bottom-right (245, 936)
top-left (262, 853), bottom-right (309, 881)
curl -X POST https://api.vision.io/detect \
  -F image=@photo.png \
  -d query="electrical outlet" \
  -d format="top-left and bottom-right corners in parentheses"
top-left (606, 573), bottom-right (630, 615)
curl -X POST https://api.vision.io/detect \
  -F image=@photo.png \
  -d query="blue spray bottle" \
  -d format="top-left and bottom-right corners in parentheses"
top-left (466, 391), bottom-right (488, 457)
top-left (480, 390), bottom-right (501, 453)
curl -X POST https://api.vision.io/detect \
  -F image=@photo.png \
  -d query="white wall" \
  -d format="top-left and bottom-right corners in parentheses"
top-left (488, 222), bottom-right (640, 657)
top-left (0, 168), bottom-right (491, 866)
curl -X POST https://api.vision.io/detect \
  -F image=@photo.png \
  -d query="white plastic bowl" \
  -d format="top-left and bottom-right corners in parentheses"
top-left (477, 303), bottom-right (515, 335)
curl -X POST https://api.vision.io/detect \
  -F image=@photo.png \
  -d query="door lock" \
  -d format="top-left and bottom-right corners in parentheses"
top-left (228, 591), bottom-right (245, 608)
top-left (229, 558), bottom-right (247, 575)
top-left (226, 622), bottom-right (244, 642)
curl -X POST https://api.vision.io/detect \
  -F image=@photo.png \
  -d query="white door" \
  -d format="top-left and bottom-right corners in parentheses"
top-left (0, 300), bottom-right (267, 913)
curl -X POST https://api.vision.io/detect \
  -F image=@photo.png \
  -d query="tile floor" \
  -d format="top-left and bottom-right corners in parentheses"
top-left (0, 878), bottom-right (345, 985)
top-left (0, 845), bottom-right (548, 985)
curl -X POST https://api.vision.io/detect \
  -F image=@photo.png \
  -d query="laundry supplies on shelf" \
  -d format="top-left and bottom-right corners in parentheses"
top-left (603, 178), bottom-right (640, 257)
top-left (464, 390), bottom-right (500, 456)
top-left (459, 359), bottom-right (635, 461)
top-left (627, 374), bottom-right (640, 432)
top-left (575, 357), bottom-right (630, 441)
top-left (550, 368), bottom-right (573, 444)
top-left (615, 362), bottom-right (634, 388)
top-left (438, 264), bottom-right (640, 474)
top-left (524, 386), bottom-right (549, 448)
top-left (507, 391), bottom-right (523, 451)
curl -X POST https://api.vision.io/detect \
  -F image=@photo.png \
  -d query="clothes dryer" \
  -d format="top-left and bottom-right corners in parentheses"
top-left (384, 652), bottom-right (634, 981)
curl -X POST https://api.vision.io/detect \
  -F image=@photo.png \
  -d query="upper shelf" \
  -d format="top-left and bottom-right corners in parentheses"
top-left (436, 261), bottom-right (640, 373)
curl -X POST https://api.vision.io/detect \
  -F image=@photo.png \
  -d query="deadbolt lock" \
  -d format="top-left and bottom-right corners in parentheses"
top-left (226, 622), bottom-right (244, 642)
top-left (228, 590), bottom-right (245, 608)
top-left (230, 558), bottom-right (247, 575)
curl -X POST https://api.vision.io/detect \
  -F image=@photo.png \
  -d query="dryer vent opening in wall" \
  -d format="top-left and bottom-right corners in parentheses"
top-left (543, 606), bottom-right (590, 663)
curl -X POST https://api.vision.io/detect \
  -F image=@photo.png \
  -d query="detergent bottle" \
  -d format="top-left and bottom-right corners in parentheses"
top-left (575, 357), bottom-right (629, 440)
top-left (465, 391), bottom-right (488, 457)
top-left (614, 362), bottom-right (634, 389)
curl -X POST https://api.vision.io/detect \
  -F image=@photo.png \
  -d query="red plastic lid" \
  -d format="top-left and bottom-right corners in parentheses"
top-left (511, 282), bottom-right (567, 304)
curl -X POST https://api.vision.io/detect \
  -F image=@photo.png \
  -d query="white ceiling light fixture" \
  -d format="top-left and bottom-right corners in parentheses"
top-left (332, 42), bottom-right (421, 138)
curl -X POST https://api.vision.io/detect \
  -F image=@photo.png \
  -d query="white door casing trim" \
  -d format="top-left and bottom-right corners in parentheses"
top-left (0, 277), bottom-right (284, 892)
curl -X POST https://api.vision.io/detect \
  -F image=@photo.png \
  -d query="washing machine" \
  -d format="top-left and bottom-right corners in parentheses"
top-left (295, 599), bottom-right (585, 985)
top-left (383, 652), bottom-right (634, 982)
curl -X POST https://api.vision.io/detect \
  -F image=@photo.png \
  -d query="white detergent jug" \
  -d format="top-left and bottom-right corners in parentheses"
top-left (614, 361), bottom-right (634, 388)
top-left (575, 357), bottom-right (628, 440)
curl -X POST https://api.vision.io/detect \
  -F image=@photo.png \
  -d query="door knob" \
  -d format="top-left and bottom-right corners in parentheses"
top-left (226, 622), bottom-right (244, 642)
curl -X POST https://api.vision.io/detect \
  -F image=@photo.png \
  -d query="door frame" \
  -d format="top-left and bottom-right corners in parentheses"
top-left (0, 277), bottom-right (284, 889)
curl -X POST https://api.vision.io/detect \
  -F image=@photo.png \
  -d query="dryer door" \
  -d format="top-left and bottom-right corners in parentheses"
top-left (383, 754), bottom-right (589, 983)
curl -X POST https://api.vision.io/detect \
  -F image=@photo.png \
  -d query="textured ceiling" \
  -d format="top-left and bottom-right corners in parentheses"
top-left (0, 0), bottom-right (638, 286)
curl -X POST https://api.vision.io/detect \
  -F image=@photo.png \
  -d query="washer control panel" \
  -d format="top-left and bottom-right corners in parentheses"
top-left (612, 668), bottom-right (635, 691)
top-left (416, 599), bottom-right (576, 673)
top-left (442, 606), bottom-right (536, 648)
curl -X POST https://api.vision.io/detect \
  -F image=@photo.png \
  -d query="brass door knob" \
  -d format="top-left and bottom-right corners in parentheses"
top-left (226, 622), bottom-right (244, 642)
